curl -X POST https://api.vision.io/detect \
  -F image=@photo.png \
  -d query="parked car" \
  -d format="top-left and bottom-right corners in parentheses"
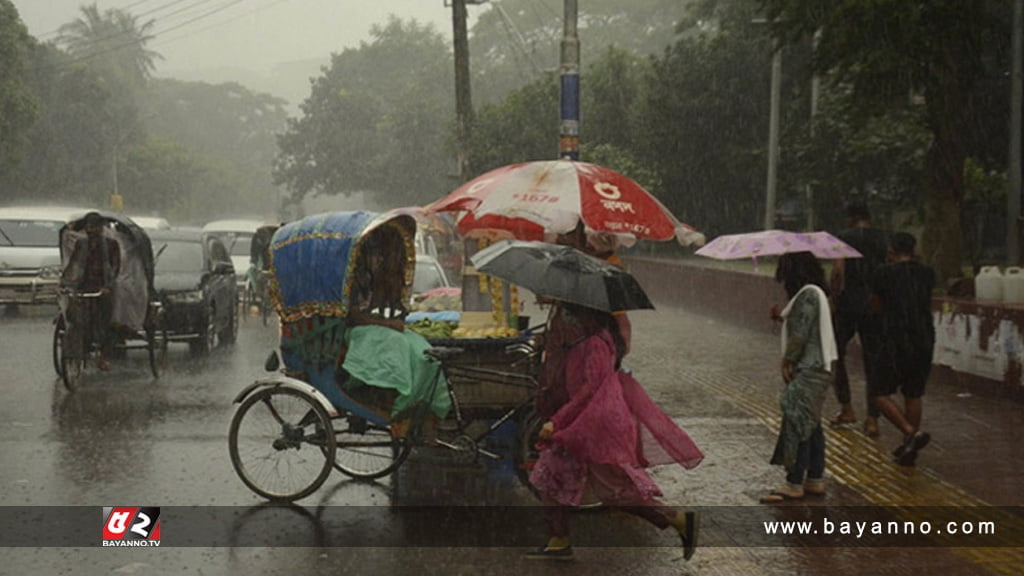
top-left (150, 229), bottom-right (237, 354)
top-left (0, 206), bottom-right (91, 308)
top-left (202, 219), bottom-right (265, 294)
top-left (128, 215), bottom-right (172, 231)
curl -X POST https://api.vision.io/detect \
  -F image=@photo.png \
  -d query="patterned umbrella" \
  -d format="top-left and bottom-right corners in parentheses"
top-left (427, 159), bottom-right (705, 247)
top-left (695, 230), bottom-right (863, 260)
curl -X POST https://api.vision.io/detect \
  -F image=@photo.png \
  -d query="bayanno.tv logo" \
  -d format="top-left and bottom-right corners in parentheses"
top-left (102, 507), bottom-right (161, 547)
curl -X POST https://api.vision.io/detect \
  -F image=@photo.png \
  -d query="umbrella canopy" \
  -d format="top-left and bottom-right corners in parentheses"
top-left (427, 159), bottom-right (705, 247)
top-left (695, 230), bottom-right (863, 260)
top-left (470, 240), bottom-right (654, 313)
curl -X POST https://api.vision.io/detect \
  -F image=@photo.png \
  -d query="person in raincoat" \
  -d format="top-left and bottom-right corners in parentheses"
top-left (761, 251), bottom-right (837, 503)
top-left (61, 211), bottom-right (121, 371)
top-left (528, 302), bottom-right (704, 561)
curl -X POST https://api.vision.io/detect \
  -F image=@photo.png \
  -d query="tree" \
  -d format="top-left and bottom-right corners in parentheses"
top-left (56, 2), bottom-right (160, 90)
top-left (760, 0), bottom-right (1010, 282)
top-left (632, 1), bottom-right (775, 237)
top-left (141, 79), bottom-right (289, 220)
top-left (469, 0), bottom-right (696, 104)
top-left (274, 17), bottom-right (454, 208)
top-left (3, 42), bottom-right (119, 204)
top-left (0, 0), bottom-right (38, 179)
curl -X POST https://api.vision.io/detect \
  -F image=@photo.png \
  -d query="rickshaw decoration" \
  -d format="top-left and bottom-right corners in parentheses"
top-left (268, 210), bottom-right (415, 323)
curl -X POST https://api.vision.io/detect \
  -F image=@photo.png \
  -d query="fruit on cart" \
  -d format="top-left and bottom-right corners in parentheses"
top-left (407, 319), bottom-right (456, 339)
top-left (451, 325), bottom-right (520, 339)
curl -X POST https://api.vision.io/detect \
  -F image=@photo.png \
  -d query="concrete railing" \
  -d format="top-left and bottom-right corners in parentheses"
top-left (624, 256), bottom-right (1024, 402)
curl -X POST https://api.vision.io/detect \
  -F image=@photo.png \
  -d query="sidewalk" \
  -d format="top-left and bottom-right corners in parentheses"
top-left (626, 300), bottom-right (1024, 575)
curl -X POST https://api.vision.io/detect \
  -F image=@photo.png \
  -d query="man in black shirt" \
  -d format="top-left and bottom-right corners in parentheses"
top-left (868, 232), bottom-right (935, 466)
top-left (829, 201), bottom-right (888, 436)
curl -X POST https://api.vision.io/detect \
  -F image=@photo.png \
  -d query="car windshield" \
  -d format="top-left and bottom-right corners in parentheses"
top-left (229, 235), bottom-right (252, 258)
top-left (154, 241), bottom-right (204, 274)
top-left (413, 260), bottom-right (447, 293)
top-left (0, 219), bottom-right (63, 247)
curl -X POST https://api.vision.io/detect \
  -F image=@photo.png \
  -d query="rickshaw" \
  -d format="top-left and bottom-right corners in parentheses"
top-left (227, 211), bottom-right (542, 502)
top-left (52, 211), bottom-right (167, 391)
top-left (241, 224), bottom-right (278, 326)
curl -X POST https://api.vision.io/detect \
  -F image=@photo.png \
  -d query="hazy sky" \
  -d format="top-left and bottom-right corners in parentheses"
top-left (13, 0), bottom-right (467, 76)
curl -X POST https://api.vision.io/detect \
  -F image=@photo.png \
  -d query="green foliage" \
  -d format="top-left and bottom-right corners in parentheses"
top-left (759, 0), bottom-right (1010, 278)
top-left (56, 2), bottom-right (160, 90)
top-left (468, 0), bottom-right (695, 104)
top-left (0, 0), bottom-right (38, 175)
top-left (467, 76), bottom-right (559, 172)
top-left (140, 79), bottom-right (288, 221)
top-left (273, 17), bottom-right (454, 208)
top-left (633, 7), bottom-right (774, 237)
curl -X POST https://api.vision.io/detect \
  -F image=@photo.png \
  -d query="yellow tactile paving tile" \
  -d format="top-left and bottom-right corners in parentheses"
top-left (694, 373), bottom-right (1024, 574)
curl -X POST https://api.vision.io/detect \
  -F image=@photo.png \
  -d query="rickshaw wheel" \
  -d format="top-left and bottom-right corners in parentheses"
top-left (259, 280), bottom-right (271, 327)
top-left (331, 416), bottom-right (410, 479)
top-left (514, 410), bottom-right (603, 510)
top-left (59, 326), bottom-right (85, 392)
top-left (147, 325), bottom-right (168, 379)
top-left (240, 284), bottom-right (253, 323)
top-left (229, 387), bottom-right (336, 502)
top-left (52, 317), bottom-right (65, 378)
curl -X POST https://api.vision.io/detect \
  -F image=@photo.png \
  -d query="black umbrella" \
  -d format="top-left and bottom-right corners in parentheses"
top-left (470, 240), bottom-right (654, 313)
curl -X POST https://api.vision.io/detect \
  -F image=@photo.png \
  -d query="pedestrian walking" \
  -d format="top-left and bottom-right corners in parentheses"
top-left (829, 201), bottom-right (889, 437)
top-left (554, 224), bottom-right (632, 355)
top-left (868, 232), bottom-right (935, 466)
top-left (761, 251), bottom-right (837, 503)
top-left (528, 302), bottom-right (703, 561)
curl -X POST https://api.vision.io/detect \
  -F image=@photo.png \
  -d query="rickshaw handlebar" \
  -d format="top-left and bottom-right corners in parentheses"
top-left (58, 288), bottom-right (105, 299)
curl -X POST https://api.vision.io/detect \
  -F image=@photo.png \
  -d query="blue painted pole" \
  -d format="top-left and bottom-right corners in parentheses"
top-left (559, 0), bottom-right (579, 161)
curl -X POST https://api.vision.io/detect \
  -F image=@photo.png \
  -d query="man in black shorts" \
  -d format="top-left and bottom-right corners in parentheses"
top-left (867, 232), bottom-right (935, 466)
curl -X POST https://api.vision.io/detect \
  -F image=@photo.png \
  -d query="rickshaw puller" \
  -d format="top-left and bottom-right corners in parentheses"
top-left (63, 211), bottom-right (121, 371)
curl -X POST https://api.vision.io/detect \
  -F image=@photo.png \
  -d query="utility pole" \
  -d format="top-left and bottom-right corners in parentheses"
top-left (806, 29), bottom-right (821, 231)
top-left (1008, 0), bottom-right (1022, 265)
top-left (559, 0), bottom-right (579, 160)
top-left (764, 39), bottom-right (781, 230)
top-left (451, 0), bottom-right (473, 182)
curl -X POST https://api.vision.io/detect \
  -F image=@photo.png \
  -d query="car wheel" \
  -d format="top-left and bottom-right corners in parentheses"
top-left (189, 305), bottom-right (217, 355)
top-left (221, 301), bottom-right (238, 344)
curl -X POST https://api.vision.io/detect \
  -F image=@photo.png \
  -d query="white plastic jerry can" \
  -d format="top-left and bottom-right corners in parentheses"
top-left (1002, 267), bottom-right (1024, 304)
top-left (975, 266), bottom-right (1003, 301)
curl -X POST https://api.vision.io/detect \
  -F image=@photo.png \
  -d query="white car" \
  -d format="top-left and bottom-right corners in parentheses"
top-left (412, 254), bottom-right (451, 294)
top-left (201, 219), bottom-right (266, 291)
top-left (0, 206), bottom-right (91, 306)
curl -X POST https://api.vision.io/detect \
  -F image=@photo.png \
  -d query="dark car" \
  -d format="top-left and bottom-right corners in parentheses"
top-left (150, 229), bottom-right (238, 354)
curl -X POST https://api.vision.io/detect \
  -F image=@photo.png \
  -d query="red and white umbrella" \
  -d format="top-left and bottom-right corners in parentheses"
top-left (426, 159), bottom-right (705, 247)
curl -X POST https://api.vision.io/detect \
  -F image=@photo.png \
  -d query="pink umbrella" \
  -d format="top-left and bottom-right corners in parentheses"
top-left (426, 159), bottom-right (705, 247)
top-left (695, 230), bottom-right (863, 260)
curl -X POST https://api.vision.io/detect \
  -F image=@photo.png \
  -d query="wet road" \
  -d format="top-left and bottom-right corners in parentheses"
top-left (0, 304), bottom-right (1019, 575)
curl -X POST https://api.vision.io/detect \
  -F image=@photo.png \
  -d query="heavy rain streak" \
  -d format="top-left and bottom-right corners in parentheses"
top-left (1, 1), bottom-right (1022, 575)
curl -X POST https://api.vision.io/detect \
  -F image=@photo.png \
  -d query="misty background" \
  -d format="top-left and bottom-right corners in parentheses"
top-left (1, 0), bottom-right (1017, 279)
top-left (15, 0), bottom-right (457, 108)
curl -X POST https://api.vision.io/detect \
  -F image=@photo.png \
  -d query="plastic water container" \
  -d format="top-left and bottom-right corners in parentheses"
top-left (975, 266), bottom-right (1003, 301)
top-left (1002, 267), bottom-right (1024, 304)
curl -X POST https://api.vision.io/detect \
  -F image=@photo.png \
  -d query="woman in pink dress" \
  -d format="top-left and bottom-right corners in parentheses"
top-left (528, 302), bottom-right (704, 561)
